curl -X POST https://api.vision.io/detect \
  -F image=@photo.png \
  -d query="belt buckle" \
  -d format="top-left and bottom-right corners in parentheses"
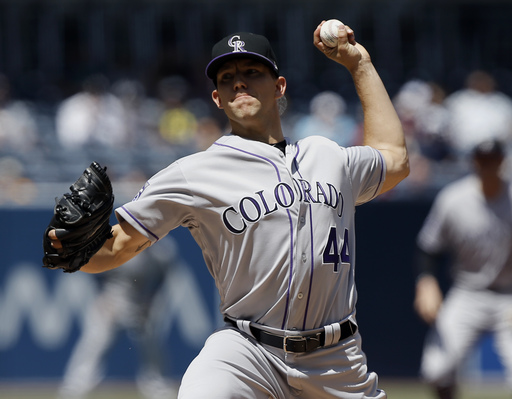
top-left (284, 335), bottom-right (307, 353)
top-left (284, 333), bottom-right (321, 353)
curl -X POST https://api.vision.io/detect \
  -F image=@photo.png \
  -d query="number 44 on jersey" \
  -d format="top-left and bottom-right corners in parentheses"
top-left (323, 227), bottom-right (350, 272)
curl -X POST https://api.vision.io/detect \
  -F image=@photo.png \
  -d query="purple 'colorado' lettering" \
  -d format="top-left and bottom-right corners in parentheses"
top-left (315, 181), bottom-right (328, 205)
top-left (297, 179), bottom-right (318, 203)
top-left (256, 190), bottom-right (279, 215)
top-left (275, 182), bottom-right (294, 208)
top-left (292, 179), bottom-right (303, 202)
top-left (239, 197), bottom-right (261, 222)
top-left (222, 179), bottom-right (344, 234)
top-left (326, 183), bottom-right (344, 217)
top-left (223, 206), bottom-right (246, 234)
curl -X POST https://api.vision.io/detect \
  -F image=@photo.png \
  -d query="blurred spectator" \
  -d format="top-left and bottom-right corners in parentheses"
top-left (0, 156), bottom-right (37, 205)
top-left (393, 79), bottom-right (451, 162)
top-left (444, 70), bottom-right (512, 156)
top-left (391, 81), bottom-right (435, 197)
top-left (193, 116), bottom-right (225, 152)
top-left (0, 74), bottom-right (39, 153)
top-left (389, 79), bottom-right (469, 199)
top-left (58, 236), bottom-right (181, 399)
top-left (55, 74), bottom-right (127, 149)
top-left (157, 75), bottom-right (198, 153)
top-left (394, 79), bottom-right (431, 138)
top-left (112, 79), bottom-right (159, 149)
top-left (292, 91), bottom-right (359, 147)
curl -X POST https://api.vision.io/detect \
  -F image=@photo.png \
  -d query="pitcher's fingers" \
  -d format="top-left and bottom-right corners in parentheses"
top-left (343, 25), bottom-right (356, 45)
top-left (313, 21), bottom-right (326, 49)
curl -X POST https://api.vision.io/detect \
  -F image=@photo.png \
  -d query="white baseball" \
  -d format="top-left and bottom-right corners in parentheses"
top-left (320, 19), bottom-right (344, 48)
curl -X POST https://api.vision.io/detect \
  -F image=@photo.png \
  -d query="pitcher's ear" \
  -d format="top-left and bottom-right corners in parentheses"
top-left (275, 76), bottom-right (287, 99)
top-left (212, 90), bottom-right (223, 109)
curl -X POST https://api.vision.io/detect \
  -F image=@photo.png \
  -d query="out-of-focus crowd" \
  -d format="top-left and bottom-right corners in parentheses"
top-left (1, 69), bottom-right (512, 206)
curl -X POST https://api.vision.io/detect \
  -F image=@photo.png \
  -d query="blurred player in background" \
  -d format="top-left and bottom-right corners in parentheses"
top-left (58, 237), bottom-right (180, 399)
top-left (414, 138), bottom-right (512, 399)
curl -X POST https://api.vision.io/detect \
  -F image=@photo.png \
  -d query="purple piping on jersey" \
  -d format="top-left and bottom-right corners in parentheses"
top-left (302, 204), bottom-right (316, 331)
top-left (213, 141), bottom-right (294, 329)
top-left (290, 145), bottom-right (384, 329)
top-left (292, 143), bottom-right (301, 172)
top-left (347, 147), bottom-right (385, 200)
top-left (281, 208), bottom-right (294, 330)
top-left (120, 205), bottom-right (160, 242)
top-left (213, 141), bottom-right (282, 181)
top-left (292, 142), bottom-right (316, 330)
top-left (373, 150), bottom-right (385, 198)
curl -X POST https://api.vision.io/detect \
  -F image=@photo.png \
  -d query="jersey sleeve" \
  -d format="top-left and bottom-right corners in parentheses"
top-left (115, 161), bottom-right (194, 242)
top-left (344, 146), bottom-right (386, 205)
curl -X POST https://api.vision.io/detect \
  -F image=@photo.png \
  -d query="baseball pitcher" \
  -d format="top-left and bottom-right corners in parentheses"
top-left (44, 21), bottom-right (409, 399)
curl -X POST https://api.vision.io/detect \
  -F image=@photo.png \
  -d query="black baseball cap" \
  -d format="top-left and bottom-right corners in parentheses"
top-left (472, 138), bottom-right (505, 158)
top-left (205, 32), bottom-right (279, 81)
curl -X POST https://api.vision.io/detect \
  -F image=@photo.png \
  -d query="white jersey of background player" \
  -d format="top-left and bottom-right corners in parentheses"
top-left (414, 139), bottom-right (512, 399)
top-left (49, 21), bottom-right (409, 398)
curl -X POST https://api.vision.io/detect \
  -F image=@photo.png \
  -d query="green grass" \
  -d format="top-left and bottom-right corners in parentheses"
top-left (0, 378), bottom-right (509, 398)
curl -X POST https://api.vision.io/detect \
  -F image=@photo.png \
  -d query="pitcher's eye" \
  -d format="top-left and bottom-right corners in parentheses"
top-left (219, 73), bottom-right (233, 82)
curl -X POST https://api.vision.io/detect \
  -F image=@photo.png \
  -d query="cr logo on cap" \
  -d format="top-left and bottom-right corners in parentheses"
top-left (228, 35), bottom-right (246, 53)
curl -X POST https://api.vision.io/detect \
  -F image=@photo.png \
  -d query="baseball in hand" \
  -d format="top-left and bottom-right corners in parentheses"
top-left (320, 19), bottom-right (344, 48)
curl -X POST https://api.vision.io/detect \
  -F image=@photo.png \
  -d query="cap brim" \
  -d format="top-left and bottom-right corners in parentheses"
top-left (205, 52), bottom-right (278, 80)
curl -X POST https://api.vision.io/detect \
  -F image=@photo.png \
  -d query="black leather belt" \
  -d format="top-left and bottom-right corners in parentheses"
top-left (224, 318), bottom-right (357, 353)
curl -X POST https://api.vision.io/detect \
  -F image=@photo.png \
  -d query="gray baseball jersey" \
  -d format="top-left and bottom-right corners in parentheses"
top-left (417, 174), bottom-right (512, 292)
top-left (116, 134), bottom-right (385, 331)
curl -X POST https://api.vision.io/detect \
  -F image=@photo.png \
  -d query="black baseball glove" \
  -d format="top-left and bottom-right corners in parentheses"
top-left (42, 162), bottom-right (115, 273)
